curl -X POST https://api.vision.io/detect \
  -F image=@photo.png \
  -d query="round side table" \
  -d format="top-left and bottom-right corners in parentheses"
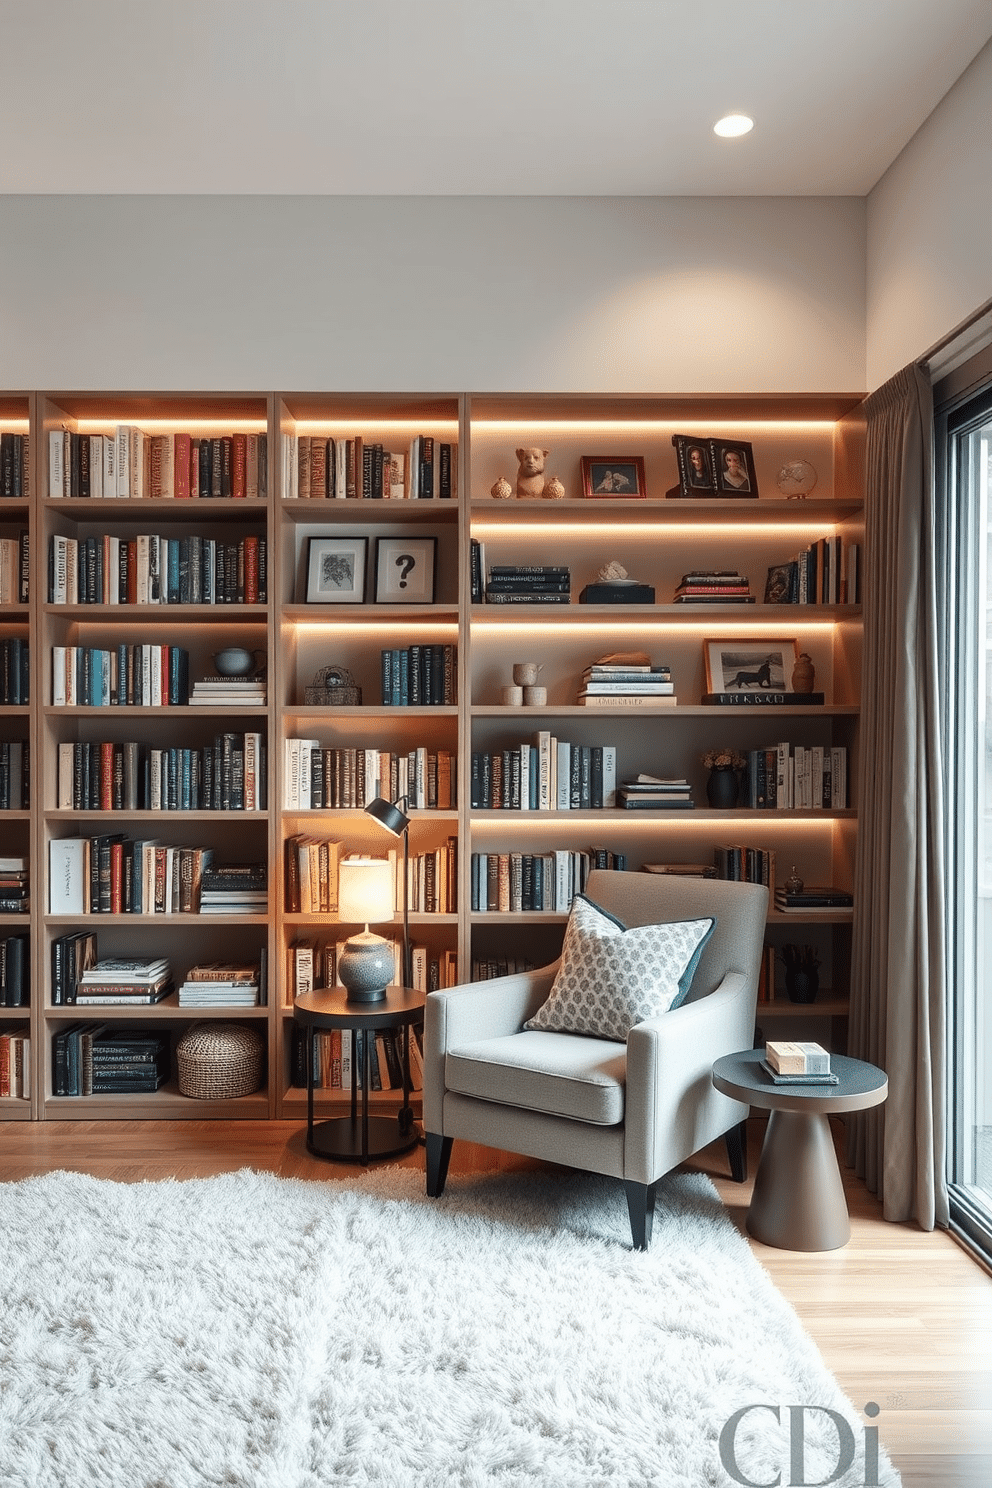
top-left (294, 985), bottom-right (425, 1165)
top-left (712, 1048), bottom-right (888, 1251)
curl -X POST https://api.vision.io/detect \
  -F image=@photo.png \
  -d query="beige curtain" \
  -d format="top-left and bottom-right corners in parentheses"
top-left (847, 362), bottom-right (948, 1230)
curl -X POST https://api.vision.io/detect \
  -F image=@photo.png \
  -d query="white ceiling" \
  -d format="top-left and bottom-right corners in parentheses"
top-left (2, 0), bottom-right (991, 197)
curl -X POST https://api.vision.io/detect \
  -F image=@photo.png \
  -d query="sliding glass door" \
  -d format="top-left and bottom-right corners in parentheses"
top-left (942, 382), bottom-right (992, 1260)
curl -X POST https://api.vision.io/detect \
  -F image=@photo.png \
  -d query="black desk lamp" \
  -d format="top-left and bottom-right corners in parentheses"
top-left (364, 794), bottom-right (411, 988)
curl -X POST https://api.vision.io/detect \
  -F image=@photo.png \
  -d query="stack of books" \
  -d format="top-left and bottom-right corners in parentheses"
top-left (618, 774), bottom-right (694, 810)
top-left (0, 856), bottom-right (29, 914)
top-left (761, 1040), bottom-right (839, 1085)
top-left (90, 1031), bottom-right (170, 1094)
top-left (199, 862), bottom-right (268, 914)
top-left (674, 570), bottom-right (754, 604)
top-left (577, 659), bottom-right (675, 708)
top-left (178, 961), bottom-right (261, 1007)
top-left (74, 956), bottom-right (174, 1005)
top-left (189, 675), bottom-right (266, 707)
top-left (774, 884), bottom-right (853, 913)
top-left (485, 565), bottom-right (571, 604)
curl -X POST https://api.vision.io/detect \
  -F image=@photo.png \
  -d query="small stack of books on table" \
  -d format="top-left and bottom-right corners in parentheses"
top-left (761, 1040), bottom-right (839, 1085)
top-left (618, 774), bottom-right (694, 810)
top-left (673, 570), bottom-right (754, 604)
top-left (485, 565), bottom-right (571, 604)
top-left (178, 961), bottom-right (261, 1007)
top-left (189, 675), bottom-right (267, 706)
top-left (74, 957), bottom-right (174, 1005)
top-left (773, 885), bottom-right (853, 913)
top-left (577, 658), bottom-right (675, 708)
top-left (0, 856), bottom-right (29, 915)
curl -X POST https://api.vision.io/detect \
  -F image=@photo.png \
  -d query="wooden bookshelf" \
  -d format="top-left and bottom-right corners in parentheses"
top-left (9, 387), bottom-right (864, 1121)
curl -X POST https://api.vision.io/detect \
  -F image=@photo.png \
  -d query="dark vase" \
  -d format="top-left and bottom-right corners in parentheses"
top-left (706, 767), bottom-right (739, 808)
top-left (786, 968), bottom-right (820, 1004)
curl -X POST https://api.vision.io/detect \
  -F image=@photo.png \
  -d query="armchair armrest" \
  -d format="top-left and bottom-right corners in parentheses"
top-left (624, 970), bottom-right (756, 1184)
top-left (423, 962), bottom-right (559, 1130)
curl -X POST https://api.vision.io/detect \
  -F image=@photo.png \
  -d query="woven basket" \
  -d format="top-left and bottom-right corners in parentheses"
top-left (304, 664), bottom-right (361, 706)
top-left (176, 1022), bottom-right (265, 1100)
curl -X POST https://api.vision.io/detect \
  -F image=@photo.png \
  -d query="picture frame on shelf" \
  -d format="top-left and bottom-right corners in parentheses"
top-left (305, 536), bottom-right (368, 604)
top-left (704, 637), bottom-right (798, 695)
top-left (374, 536), bottom-right (437, 604)
top-left (668, 436), bottom-right (759, 499)
top-left (580, 456), bottom-right (646, 499)
top-left (713, 440), bottom-right (758, 497)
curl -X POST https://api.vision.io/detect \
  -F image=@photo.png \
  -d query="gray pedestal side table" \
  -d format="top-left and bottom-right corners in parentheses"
top-left (294, 985), bottom-right (424, 1165)
top-left (711, 1048), bottom-right (888, 1251)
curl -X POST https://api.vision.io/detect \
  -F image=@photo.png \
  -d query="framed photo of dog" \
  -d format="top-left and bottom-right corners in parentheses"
top-left (580, 456), bottom-right (647, 499)
top-left (704, 638), bottom-right (798, 695)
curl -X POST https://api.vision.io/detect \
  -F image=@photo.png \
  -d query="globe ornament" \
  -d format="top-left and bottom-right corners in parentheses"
top-left (777, 458), bottom-right (817, 499)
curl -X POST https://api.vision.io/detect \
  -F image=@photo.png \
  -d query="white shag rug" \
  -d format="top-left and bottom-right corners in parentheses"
top-left (0, 1165), bottom-right (899, 1488)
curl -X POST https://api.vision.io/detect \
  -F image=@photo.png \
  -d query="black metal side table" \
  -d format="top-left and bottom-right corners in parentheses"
top-left (294, 985), bottom-right (425, 1164)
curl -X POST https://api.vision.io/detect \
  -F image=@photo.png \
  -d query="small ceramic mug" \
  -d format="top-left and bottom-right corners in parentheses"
top-left (523, 685), bottom-right (547, 706)
top-left (512, 662), bottom-right (540, 686)
top-left (501, 685), bottom-right (524, 706)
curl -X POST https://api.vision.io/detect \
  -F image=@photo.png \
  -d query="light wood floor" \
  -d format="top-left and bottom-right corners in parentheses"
top-left (2, 1114), bottom-right (990, 1487)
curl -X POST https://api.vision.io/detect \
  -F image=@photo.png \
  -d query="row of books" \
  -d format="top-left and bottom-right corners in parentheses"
top-left (673, 570), bottom-right (754, 605)
top-left (289, 937), bottom-right (458, 998)
top-left (0, 740), bottom-right (29, 809)
top-left (0, 432), bottom-right (29, 500)
top-left (48, 838), bottom-right (225, 916)
top-left (1, 637), bottom-right (29, 704)
top-left (284, 742), bottom-right (455, 811)
top-left (51, 644), bottom-right (189, 707)
top-left (471, 956), bottom-right (538, 981)
top-left (471, 738), bottom-right (617, 810)
top-left (0, 1028), bottom-right (30, 1098)
top-left (764, 537), bottom-right (860, 605)
top-left (0, 933), bottom-right (29, 1006)
top-left (470, 847), bottom-right (627, 914)
top-left (48, 533), bottom-right (266, 605)
top-left (290, 1024), bottom-right (423, 1093)
top-left (380, 645), bottom-right (457, 706)
top-left (49, 428), bottom-right (268, 501)
top-left (56, 734), bottom-right (267, 813)
top-left (52, 1026), bottom-right (170, 1096)
top-left (284, 433), bottom-right (455, 502)
top-left (739, 744), bottom-right (848, 810)
top-left (0, 530), bottom-right (29, 603)
top-left (484, 564), bottom-right (571, 605)
top-left (578, 659), bottom-right (675, 707)
top-left (285, 837), bottom-right (459, 917)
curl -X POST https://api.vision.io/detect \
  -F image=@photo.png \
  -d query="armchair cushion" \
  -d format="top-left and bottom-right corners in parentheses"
top-left (524, 893), bottom-right (715, 1041)
top-left (446, 1030), bottom-right (627, 1124)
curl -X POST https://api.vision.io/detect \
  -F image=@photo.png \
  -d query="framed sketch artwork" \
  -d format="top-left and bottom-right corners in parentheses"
top-left (305, 536), bottom-right (368, 604)
top-left (580, 456), bottom-right (647, 499)
top-left (375, 536), bottom-right (437, 603)
top-left (704, 638), bottom-right (798, 695)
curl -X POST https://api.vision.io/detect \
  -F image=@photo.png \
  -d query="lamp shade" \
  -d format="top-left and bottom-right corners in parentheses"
top-left (364, 795), bottom-right (410, 837)
top-left (337, 857), bottom-right (393, 926)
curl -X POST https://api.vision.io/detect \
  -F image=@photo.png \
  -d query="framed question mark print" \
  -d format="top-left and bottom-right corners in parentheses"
top-left (305, 535), bottom-right (368, 603)
top-left (374, 536), bottom-right (437, 604)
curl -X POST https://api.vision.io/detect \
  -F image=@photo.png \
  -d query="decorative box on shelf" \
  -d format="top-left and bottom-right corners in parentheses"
top-left (303, 666), bottom-right (362, 707)
top-left (579, 583), bottom-right (655, 604)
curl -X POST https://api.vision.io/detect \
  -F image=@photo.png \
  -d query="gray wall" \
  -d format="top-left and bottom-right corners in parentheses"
top-left (0, 195), bottom-right (866, 394)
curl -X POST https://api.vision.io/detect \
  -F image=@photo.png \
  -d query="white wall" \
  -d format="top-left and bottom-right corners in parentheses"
top-left (0, 195), bottom-right (865, 394)
top-left (866, 38), bottom-right (992, 390)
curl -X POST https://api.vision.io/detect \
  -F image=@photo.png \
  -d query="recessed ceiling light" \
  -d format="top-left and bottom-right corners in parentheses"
top-left (714, 114), bottom-right (754, 138)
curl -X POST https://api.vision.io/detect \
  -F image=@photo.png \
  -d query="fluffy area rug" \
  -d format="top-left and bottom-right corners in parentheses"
top-left (0, 1164), bottom-right (899, 1488)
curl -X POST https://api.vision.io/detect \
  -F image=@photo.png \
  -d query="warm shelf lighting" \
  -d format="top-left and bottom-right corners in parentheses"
top-left (75, 419), bottom-right (266, 434)
top-left (471, 522), bottom-right (842, 538)
top-left (292, 421), bottom-right (459, 433)
top-left (472, 620), bottom-right (838, 636)
top-left (471, 420), bottom-right (834, 432)
top-left (714, 114), bottom-right (754, 138)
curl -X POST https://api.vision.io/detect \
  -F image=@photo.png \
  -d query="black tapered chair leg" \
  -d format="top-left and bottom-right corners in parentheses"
top-left (623, 1179), bottom-right (656, 1250)
top-left (426, 1132), bottom-right (453, 1197)
top-left (725, 1118), bottom-right (748, 1183)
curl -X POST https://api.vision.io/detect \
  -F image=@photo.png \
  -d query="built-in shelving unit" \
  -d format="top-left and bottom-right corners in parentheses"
top-left (7, 386), bottom-right (864, 1121)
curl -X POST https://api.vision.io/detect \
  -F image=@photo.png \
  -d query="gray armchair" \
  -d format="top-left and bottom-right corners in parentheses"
top-left (424, 869), bottom-right (769, 1248)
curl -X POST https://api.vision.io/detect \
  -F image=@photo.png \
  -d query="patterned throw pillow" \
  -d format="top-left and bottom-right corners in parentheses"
top-left (524, 894), bottom-right (715, 1041)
